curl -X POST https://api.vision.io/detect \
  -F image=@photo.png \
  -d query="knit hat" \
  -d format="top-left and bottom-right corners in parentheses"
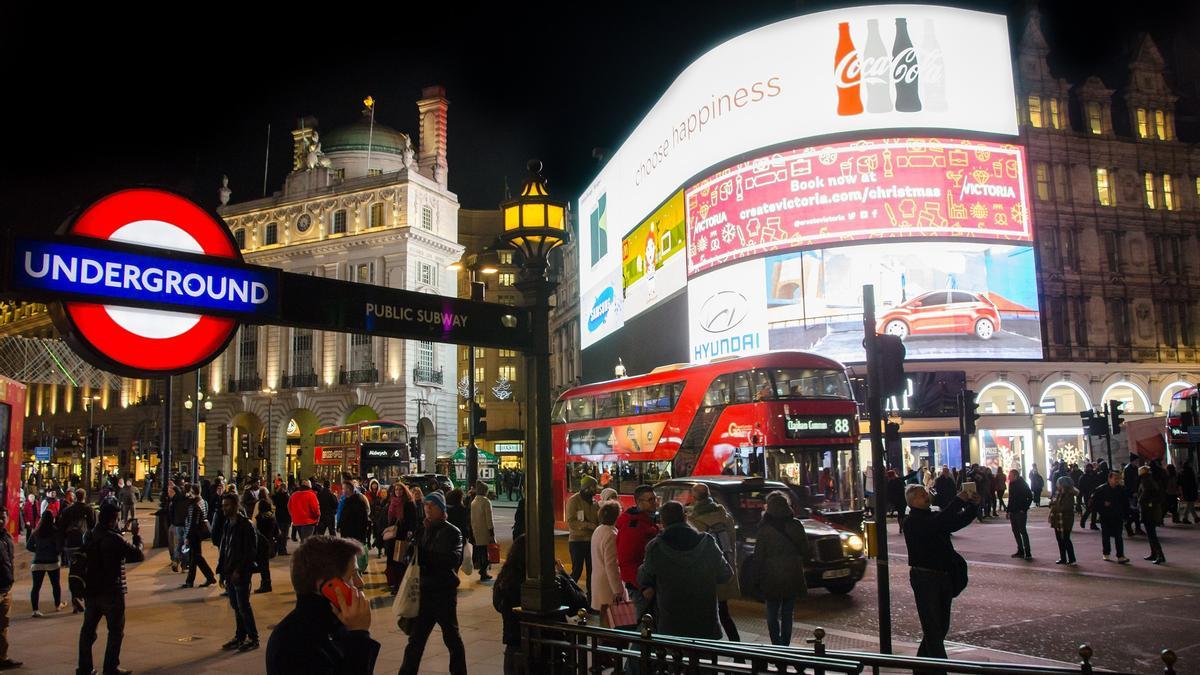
top-left (765, 491), bottom-right (792, 518)
top-left (599, 488), bottom-right (618, 503)
top-left (424, 490), bottom-right (447, 513)
top-left (579, 475), bottom-right (598, 492)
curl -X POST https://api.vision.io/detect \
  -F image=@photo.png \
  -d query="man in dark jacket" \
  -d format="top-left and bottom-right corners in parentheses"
top-left (0, 508), bottom-right (19, 670)
top-left (217, 493), bottom-right (260, 651)
top-left (271, 486), bottom-right (291, 556)
top-left (60, 488), bottom-right (97, 612)
top-left (1028, 466), bottom-right (1045, 507)
top-left (1077, 464), bottom-right (1102, 530)
top-left (638, 501), bottom-right (731, 639)
top-left (265, 535), bottom-right (378, 674)
top-left (1123, 456), bottom-right (1144, 536)
top-left (1093, 471), bottom-right (1129, 563)
top-left (78, 500), bottom-right (145, 675)
top-left (1006, 470), bottom-right (1034, 559)
top-left (317, 482), bottom-right (338, 536)
top-left (336, 481), bottom-right (371, 575)
top-left (398, 491), bottom-right (465, 675)
top-left (932, 467), bottom-right (956, 510)
top-left (903, 483), bottom-right (979, 668)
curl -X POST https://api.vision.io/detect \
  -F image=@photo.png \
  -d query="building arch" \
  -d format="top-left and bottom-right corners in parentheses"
top-left (228, 411), bottom-right (264, 479)
top-left (1100, 382), bottom-right (1151, 414)
top-left (283, 407), bottom-right (321, 480)
top-left (1158, 380), bottom-right (1195, 410)
top-left (976, 381), bottom-right (1031, 414)
top-left (1039, 380), bottom-right (1091, 414)
top-left (344, 404), bottom-right (380, 424)
top-left (418, 417), bottom-right (436, 471)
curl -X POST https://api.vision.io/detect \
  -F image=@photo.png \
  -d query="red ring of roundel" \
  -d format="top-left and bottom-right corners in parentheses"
top-left (61, 188), bottom-right (240, 374)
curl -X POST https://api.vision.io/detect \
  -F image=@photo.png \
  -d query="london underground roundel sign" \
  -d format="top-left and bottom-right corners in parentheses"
top-left (53, 188), bottom-right (243, 376)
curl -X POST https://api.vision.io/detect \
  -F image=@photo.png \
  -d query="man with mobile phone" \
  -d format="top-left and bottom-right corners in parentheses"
top-left (265, 535), bottom-right (378, 674)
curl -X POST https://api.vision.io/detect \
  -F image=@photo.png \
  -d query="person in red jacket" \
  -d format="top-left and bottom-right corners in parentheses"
top-left (287, 480), bottom-right (321, 542)
top-left (615, 485), bottom-right (661, 623)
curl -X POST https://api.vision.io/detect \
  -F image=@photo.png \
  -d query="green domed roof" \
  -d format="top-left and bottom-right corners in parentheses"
top-left (321, 114), bottom-right (411, 155)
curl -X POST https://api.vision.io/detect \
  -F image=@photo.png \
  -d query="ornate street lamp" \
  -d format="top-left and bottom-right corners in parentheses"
top-left (501, 160), bottom-right (570, 614)
top-left (183, 370), bottom-right (213, 483)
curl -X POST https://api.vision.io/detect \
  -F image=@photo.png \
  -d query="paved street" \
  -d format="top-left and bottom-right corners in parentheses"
top-left (3, 502), bottom-right (1195, 673)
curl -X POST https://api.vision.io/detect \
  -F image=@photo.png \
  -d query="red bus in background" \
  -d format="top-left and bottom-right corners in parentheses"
top-left (551, 351), bottom-right (860, 528)
top-left (0, 377), bottom-right (26, 540)
top-left (1167, 386), bottom-right (1199, 460)
top-left (313, 420), bottom-right (410, 489)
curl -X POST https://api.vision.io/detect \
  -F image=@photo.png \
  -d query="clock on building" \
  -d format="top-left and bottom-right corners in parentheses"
top-left (296, 214), bottom-right (312, 233)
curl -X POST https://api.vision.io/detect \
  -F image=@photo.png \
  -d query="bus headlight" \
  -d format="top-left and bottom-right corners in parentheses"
top-left (841, 533), bottom-right (864, 554)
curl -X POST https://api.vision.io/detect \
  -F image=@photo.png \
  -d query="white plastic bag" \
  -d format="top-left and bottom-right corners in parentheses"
top-left (393, 545), bottom-right (420, 620)
top-left (461, 542), bottom-right (474, 575)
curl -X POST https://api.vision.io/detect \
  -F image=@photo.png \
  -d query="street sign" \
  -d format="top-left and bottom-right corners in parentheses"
top-left (34, 446), bottom-right (51, 462)
top-left (3, 187), bottom-right (534, 377)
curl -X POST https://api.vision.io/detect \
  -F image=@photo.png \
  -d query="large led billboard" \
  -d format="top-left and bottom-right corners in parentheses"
top-left (579, 4), bottom-right (1030, 372)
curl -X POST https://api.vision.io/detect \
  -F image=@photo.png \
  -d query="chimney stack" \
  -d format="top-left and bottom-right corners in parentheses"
top-left (417, 86), bottom-right (449, 187)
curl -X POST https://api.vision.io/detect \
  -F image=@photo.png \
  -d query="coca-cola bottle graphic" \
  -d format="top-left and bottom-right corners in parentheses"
top-left (863, 18), bottom-right (892, 113)
top-left (892, 17), bottom-right (921, 112)
top-left (835, 22), bottom-right (863, 116)
top-left (919, 18), bottom-right (947, 112)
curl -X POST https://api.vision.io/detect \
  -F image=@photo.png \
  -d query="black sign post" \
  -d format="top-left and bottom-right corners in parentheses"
top-left (862, 284), bottom-right (892, 655)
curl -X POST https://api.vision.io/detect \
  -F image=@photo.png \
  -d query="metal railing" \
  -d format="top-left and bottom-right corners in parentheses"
top-left (227, 376), bottom-right (262, 392)
top-left (282, 371), bottom-right (318, 388)
top-left (518, 613), bottom-right (1181, 675)
top-left (339, 367), bottom-right (378, 385)
top-left (413, 366), bottom-right (444, 385)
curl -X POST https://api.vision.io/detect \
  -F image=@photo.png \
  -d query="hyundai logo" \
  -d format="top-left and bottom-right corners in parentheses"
top-left (699, 291), bottom-right (748, 333)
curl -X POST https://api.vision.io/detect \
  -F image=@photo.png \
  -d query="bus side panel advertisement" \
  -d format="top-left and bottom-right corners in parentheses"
top-left (577, 4), bottom-right (1017, 293)
top-left (567, 422), bottom-right (666, 456)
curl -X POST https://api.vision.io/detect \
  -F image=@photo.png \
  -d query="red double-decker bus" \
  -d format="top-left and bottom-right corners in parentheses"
top-left (313, 420), bottom-right (410, 489)
top-left (0, 377), bottom-right (26, 541)
top-left (1167, 386), bottom-right (1198, 460)
top-left (552, 351), bottom-right (859, 527)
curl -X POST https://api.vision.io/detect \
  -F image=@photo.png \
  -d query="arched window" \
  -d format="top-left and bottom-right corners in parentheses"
top-left (976, 382), bottom-right (1030, 414)
top-left (1100, 382), bottom-right (1150, 413)
top-left (1159, 381), bottom-right (1194, 411)
top-left (1039, 382), bottom-right (1091, 414)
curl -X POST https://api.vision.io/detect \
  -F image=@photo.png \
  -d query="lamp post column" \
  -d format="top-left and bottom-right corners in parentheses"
top-left (466, 279), bottom-right (484, 490)
top-left (517, 268), bottom-right (558, 613)
top-left (193, 370), bottom-right (201, 483)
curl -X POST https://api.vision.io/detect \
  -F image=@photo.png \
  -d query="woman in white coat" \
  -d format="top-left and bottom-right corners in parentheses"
top-left (589, 500), bottom-right (627, 611)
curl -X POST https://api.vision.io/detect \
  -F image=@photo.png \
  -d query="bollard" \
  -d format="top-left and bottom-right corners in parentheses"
top-left (807, 627), bottom-right (828, 675)
top-left (1161, 648), bottom-right (1177, 675)
top-left (1078, 644), bottom-right (1093, 674)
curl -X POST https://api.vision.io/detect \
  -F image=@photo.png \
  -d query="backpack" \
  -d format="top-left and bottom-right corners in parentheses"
top-left (68, 529), bottom-right (105, 598)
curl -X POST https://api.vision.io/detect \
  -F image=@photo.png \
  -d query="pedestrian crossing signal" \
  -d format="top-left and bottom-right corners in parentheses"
top-left (1108, 400), bottom-right (1125, 435)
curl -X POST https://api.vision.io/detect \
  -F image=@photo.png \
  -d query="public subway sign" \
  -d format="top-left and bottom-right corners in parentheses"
top-left (2, 187), bottom-right (532, 377)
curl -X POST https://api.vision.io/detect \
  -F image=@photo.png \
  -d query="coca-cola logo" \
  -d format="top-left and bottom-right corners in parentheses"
top-left (834, 18), bottom-right (945, 116)
top-left (892, 47), bottom-right (918, 84)
top-left (835, 51), bottom-right (860, 89)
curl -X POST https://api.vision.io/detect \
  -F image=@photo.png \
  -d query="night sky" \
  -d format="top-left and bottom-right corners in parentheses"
top-left (2, 1), bottom-right (1197, 232)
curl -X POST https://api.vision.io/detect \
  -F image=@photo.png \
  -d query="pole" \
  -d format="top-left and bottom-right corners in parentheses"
top-left (86, 401), bottom-right (95, 492)
top-left (193, 369), bottom-right (201, 484)
top-left (1104, 413), bottom-right (1113, 468)
top-left (161, 377), bottom-right (172, 495)
top-left (466, 279), bottom-right (484, 490)
top-left (959, 392), bottom-right (970, 479)
top-left (365, 101), bottom-right (375, 176)
top-left (262, 123), bottom-right (271, 198)
top-left (862, 284), bottom-right (893, 654)
top-left (517, 268), bottom-right (558, 613)
top-left (266, 395), bottom-right (273, 481)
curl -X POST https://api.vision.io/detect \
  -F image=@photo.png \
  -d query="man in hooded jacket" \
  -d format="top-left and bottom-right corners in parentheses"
top-left (636, 501), bottom-right (731, 639)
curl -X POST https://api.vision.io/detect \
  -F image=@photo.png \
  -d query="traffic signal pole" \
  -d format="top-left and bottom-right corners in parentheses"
top-left (862, 284), bottom-right (893, 654)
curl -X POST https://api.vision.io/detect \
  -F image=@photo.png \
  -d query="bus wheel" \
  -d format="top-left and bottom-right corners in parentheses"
top-left (825, 581), bottom-right (856, 595)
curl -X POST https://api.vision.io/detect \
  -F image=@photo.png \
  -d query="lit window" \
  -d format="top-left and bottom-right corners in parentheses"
top-left (369, 203), bottom-right (384, 228)
top-left (418, 341), bottom-right (434, 372)
top-left (498, 251), bottom-right (513, 265)
top-left (1034, 163), bottom-right (1051, 201)
top-left (1049, 98), bottom-right (1061, 129)
top-left (1155, 109), bottom-right (1168, 140)
top-left (1087, 102), bottom-right (1103, 135)
top-left (419, 262), bottom-right (438, 286)
top-left (498, 365), bottom-right (517, 382)
top-left (1027, 95), bottom-right (1043, 128)
top-left (351, 263), bottom-right (372, 284)
top-left (265, 222), bottom-right (278, 245)
top-left (1145, 172), bottom-right (1158, 209)
top-left (475, 366), bottom-right (485, 383)
top-left (234, 229), bottom-right (246, 249)
top-left (1137, 108), bottom-right (1149, 139)
top-left (367, 168), bottom-right (383, 177)
top-left (499, 349), bottom-right (517, 358)
top-left (334, 168), bottom-right (346, 181)
top-left (498, 272), bottom-right (515, 286)
top-left (331, 210), bottom-right (347, 234)
top-left (1095, 168), bottom-right (1113, 206)
top-left (422, 206), bottom-right (433, 230)
top-left (1163, 174), bottom-right (1176, 210)
top-left (1194, 177), bottom-right (1200, 203)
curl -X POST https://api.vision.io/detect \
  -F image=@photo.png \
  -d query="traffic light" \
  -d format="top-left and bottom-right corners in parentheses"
top-left (1081, 409), bottom-right (1108, 436)
top-left (876, 334), bottom-right (907, 399)
top-left (1108, 399), bottom-right (1126, 435)
top-left (472, 402), bottom-right (488, 435)
top-left (408, 436), bottom-right (420, 459)
top-left (958, 389), bottom-right (980, 435)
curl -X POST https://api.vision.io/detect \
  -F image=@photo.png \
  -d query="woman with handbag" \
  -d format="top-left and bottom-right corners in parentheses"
top-left (470, 481), bottom-right (496, 581)
top-left (384, 484), bottom-right (418, 595)
top-left (754, 491), bottom-right (808, 646)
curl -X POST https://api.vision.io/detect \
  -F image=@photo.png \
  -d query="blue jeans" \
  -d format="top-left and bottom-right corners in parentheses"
top-left (765, 597), bottom-right (796, 646)
top-left (171, 525), bottom-right (186, 563)
top-left (228, 580), bottom-right (257, 640)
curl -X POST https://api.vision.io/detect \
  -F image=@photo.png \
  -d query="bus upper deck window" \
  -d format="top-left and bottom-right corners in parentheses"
top-left (704, 375), bottom-right (731, 407)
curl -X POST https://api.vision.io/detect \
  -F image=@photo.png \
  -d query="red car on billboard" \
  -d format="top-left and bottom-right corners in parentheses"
top-left (876, 290), bottom-right (1000, 340)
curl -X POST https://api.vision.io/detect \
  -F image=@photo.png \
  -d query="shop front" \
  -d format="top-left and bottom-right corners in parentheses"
top-left (492, 441), bottom-right (524, 470)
